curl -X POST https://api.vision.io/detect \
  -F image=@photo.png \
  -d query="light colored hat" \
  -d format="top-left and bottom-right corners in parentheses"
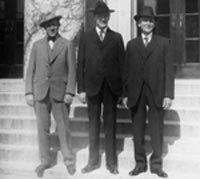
top-left (40, 13), bottom-right (62, 27)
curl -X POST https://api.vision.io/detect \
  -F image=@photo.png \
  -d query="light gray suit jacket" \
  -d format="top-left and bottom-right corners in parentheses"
top-left (25, 35), bottom-right (76, 101)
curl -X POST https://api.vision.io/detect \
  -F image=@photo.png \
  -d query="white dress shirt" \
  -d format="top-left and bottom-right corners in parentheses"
top-left (142, 33), bottom-right (153, 46)
top-left (96, 27), bottom-right (107, 41)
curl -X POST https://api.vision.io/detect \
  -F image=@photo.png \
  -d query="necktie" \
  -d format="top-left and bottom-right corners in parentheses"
top-left (144, 37), bottom-right (149, 47)
top-left (99, 29), bottom-right (104, 41)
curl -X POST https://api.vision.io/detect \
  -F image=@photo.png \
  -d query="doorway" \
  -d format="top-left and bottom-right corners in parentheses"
top-left (0, 0), bottom-right (24, 78)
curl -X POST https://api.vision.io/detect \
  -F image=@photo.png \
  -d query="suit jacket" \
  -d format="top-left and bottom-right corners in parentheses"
top-left (25, 35), bottom-right (76, 101)
top-left (77, 28), bottom-right (125, 96)
top-left (124, 35), bottom-right (174, 108)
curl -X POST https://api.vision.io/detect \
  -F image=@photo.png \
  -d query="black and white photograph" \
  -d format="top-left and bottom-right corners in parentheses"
top-left (0, 0), bottom-right (200, 179)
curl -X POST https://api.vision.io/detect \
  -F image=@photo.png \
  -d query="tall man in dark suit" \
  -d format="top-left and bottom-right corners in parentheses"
top-left (77, 1), bottom-right (125, 175)
top-left (25, 13), bottom-right (76, 177)
top-left (123, 6), bottom-right (174, 178)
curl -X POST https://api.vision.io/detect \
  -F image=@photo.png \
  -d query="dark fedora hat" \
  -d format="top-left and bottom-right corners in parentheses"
top-left (134, 6), bottom-right (157, 21)
top-left (40, 13), bottom-right (62, 27)
top-left (88, 1), bottom-right (115, 15)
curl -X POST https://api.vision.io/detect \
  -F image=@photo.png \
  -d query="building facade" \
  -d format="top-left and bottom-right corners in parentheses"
top-left (0, 0), bottom-right (200, 78)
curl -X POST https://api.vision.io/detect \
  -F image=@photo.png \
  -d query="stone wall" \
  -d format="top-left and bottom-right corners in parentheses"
top-left (24, 0), bottom-right (85, 76)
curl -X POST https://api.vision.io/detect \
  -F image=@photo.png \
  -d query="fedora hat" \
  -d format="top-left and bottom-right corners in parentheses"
top-left (40, 13), bottom-right (62, 27)
top-left (88, 1), bottom-right (114, 15)
top-left (134, 6), bottom-right (157, 21)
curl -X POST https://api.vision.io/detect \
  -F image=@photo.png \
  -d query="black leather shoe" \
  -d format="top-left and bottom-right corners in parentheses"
top-left (35, 164), bottom-right (51, 177)
top-left (107, 166), bottom-right (119, 175)
top-left (81, 164), bottom-right (100, 174)
top-left (129, 165), bottom-right (147, 176)
top-left (151, 169), bottom-right (168, 178)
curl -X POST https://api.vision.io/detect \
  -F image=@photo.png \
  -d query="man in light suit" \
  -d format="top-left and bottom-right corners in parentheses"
top-left (123, 6), bottom-right (174, 178)
top-left (77, 1), bottom-right (125, 175)
top-left (25, 13), bottom-right (76, 177)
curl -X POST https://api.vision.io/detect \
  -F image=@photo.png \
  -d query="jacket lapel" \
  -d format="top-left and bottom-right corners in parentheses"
top-left (49, 36), bottom-right (65, 64)
top-left (40, 37), bottom-right (50, 64)
top-left (90, 28), bottom-right (102, 46)
top-left (145, 35), bottom-right (159, 58)
top-left (135, 35), bottom-right (159, 59)
top-left (90, 28), bottom-right (112, 48)
top-left (135, 37), bottom-right (146, 59)
top-left (101, 28), bottom-right (112, 48)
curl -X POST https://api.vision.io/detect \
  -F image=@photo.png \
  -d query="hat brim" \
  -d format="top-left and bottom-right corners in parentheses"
top-left (88, 8), bottom-right (115, 13)
top-left (134, 15), bottom-right (157, 21)
top-left (40, 15), bottom-right (62, 27)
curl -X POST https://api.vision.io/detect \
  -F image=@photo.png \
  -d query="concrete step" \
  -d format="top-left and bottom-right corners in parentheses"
top-left (1, 171), bottom-right (200, 179)
top-left (0, 79), bottom-right (25, 92)
top-left (1, 79), bottom-right (200, 94)
top-left (1, 159), bottom-right (200, 179)
top-left (0, 92), bottom-right (26, 104)
top-left (0, 79), bottom-right (200, 179)
top-left (73, 106), bottom-right (200, 123)
top-left (0, 141), bottom-right (200, 172)
top-left (0, 104), bottom-right (199, 123)
top-left (174, 79), bottom-right (200, 95)
top-left (0, 149), bottom-right (200, 179)
top-left (0, 115), bottom-right (199, 143)
top-left (1, 92), bottom-right (200, 108)
top-left (0, 130), bottom-right (199, 159)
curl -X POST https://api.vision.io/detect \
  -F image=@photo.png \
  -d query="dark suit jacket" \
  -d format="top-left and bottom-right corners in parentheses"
top-left (124, 35), bottom-right (174, 108)
top-left (77, 28), bottom-right (125, 96)
top-left (25, 36), bottom-right (76, 101)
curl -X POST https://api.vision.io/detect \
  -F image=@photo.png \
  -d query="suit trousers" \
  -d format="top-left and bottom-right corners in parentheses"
top-left (34, 91), bottom-right (72, 165)
top-left (87, 80), bottom-right (118, 167)
top-left (130, 83), bottom-right (164, 170)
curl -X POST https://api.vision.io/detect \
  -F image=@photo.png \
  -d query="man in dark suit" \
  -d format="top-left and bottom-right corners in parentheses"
top-left (123, 6), bottom-right (174, 178)
top-left (25, 13), bottom-right (76, 177)
top-left (77, 1), bottom-right (125, 175)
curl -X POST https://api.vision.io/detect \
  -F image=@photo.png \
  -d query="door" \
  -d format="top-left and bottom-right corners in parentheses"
top-left (0, 0), bottom-right (24, 78)
top-left (139, 0), bottom-right (200, 77)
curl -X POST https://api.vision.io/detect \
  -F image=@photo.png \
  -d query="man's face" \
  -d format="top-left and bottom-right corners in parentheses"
top-left (95, 13), bottom-right (110, 29)
top-left (44, 19), bottom-right (60, 37)
top-left (138, 17), bottom-right (155, 35)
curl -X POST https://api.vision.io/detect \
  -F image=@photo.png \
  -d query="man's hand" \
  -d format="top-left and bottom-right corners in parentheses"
top-left (78, 92), bottom-right (87, 104)
top-left (162, 97), bottom-right (172, 110)
top-left (122, 97), bottom-right (128, 109)
top-left (64, 94), bottom-right (73, 105)
top-left (26, 94), bottom-right (34, 107)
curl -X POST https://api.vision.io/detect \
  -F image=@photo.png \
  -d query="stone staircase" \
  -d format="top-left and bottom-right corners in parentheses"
top-left (0, 79), bottom-right (200, 179)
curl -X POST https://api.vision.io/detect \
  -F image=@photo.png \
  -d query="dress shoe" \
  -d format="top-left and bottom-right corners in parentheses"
top-left (66, 164), bottom-right (76, 175)
top-left (107, 166), bottom-right (119, 175)
top-left (128, 165), bottom-right (147, 176)
top-left (81, 164), bottom-right (100, 174)
top-left (35, 164), bottom-right (51, 177)
top-left (64, 156), bottom-right (76, 175)
top-left (151, 169), bottom-right (168, 178)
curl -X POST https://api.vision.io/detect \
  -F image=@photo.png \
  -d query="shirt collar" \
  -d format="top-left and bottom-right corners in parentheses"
top-left (141, 33), bottom-right (153, 41)
top-left (96, 26), bottom-right (107, 35)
